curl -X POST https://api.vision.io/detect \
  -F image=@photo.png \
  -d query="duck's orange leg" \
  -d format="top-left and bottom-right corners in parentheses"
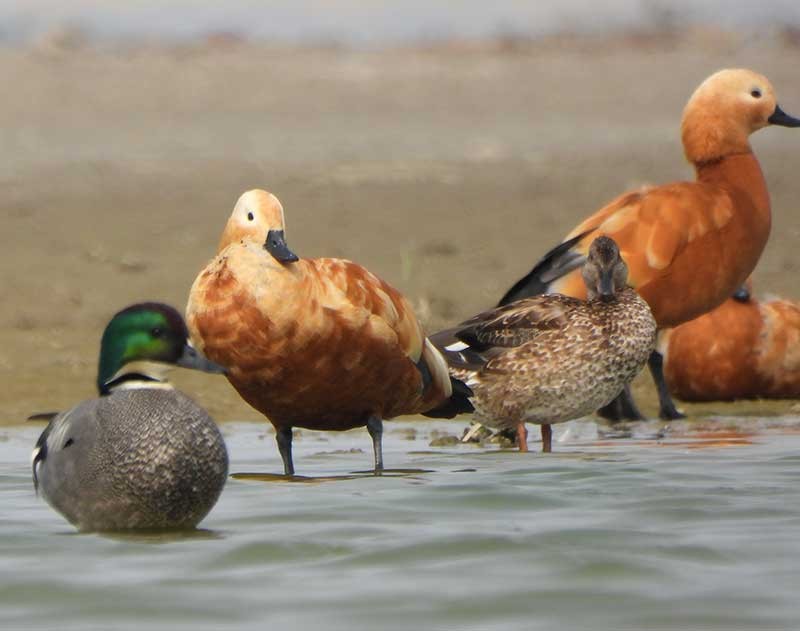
top-left (541, 424), bottom-right (552, 453)
top-left (517, 422), bottom-right (529, 452)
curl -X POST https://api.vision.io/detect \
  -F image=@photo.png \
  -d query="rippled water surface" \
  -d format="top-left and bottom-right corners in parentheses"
top-left (2, 419), bottom-right (800, 630)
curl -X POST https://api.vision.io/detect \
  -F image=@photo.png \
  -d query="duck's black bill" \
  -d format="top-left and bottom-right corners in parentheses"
top-left (264, 229), bottom-right (299, 263)
top-left (599, 269), bottom-right (616, 302)
top-left (177, 344), bottom-right (227, 374)
top-left (768, 105), bottom-right (800, 127)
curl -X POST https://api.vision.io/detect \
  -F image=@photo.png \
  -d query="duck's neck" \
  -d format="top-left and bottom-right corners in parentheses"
top-left (99, 361), bottom-right (175, 395)
top-left (694, 151), bottom-right (771, 218)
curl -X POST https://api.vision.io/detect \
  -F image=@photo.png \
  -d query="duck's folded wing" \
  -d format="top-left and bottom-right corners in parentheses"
top-left (314, 258), bottom-right (425, 356)
top-left (313, 258), bottom-right (453, 403)
top-left (503, 183), bottom-right (734, 303)
top-left (457, 295), bottom-right (578, 351)
top-left (430, 295), bottom-right (579, 372)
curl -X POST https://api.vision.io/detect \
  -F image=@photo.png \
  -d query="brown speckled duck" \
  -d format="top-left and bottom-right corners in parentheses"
top-left (186, 189), bottom-right (459, 475)
top-left (431, 237), bottom-right (657, 452)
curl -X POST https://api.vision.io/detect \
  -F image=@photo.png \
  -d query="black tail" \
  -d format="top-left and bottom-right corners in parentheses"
top-left (422, 376), bottom-right (474, 419)
top-left (497, 229), bottom-right (593, 306)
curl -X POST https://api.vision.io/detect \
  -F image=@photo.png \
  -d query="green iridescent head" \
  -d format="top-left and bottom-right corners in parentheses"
top-left (96, 302), bottom-right (224, 394)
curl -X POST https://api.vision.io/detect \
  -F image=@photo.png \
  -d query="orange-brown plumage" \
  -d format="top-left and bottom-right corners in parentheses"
top-left (663, 287), bottom-right (800, 401)
top-left (501, 68), bottom-right (800, 419)
top-left (186, 190), bottom-right (452, 473)
top-left (553, 154), bottom-right (769, 327)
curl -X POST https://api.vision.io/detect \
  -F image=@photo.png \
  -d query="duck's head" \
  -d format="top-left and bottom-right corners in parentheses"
top-left (681, 68), bottom-right (800, 164)
top-left (217, 189), bottom-right (299, 264)
top-left (97, 303), bottom-right (225, 395)
top-left (582, 236), bottom-right (628, 303)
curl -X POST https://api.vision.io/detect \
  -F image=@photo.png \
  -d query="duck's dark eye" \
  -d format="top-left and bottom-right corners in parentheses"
top-left (247, 212), bottom-right (254, 221)
top-left (751, 89), bottom-right (762, 99)
top-left (151, 327), bottom-right (163, 338)
top-left (63, 438), bottom-right (74, 448)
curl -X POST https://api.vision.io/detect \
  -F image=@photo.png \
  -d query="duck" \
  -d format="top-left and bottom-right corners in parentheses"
top-left (186, 189), bottom-right (463, 475)
top-left (32, 302), bottom-right (229, 532)
top-left (662, 281), bottom-right (800, 401)
top-left (431, 236), bottom-right (656, 452)
top-left (498, 68), bottom-right (800, 421)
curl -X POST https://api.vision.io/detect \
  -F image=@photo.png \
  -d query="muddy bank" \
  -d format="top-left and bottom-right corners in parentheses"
top-left (3, 39), bottom-right (800, 423)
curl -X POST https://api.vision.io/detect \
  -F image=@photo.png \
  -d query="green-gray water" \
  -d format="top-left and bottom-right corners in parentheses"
top-left (2, 419), bottom-right (799, 630)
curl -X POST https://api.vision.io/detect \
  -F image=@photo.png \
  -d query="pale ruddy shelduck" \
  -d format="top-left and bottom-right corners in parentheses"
top-left (500, 68), bottom-right (800, 421)
top-left (32, 303), bottom-right (228, 532)
top-left (662, 282), bottom-right (800, 401)
top-left (186, 189), bottom-right (464, 475)
top-left (432, 237), bottom-right (656, 453)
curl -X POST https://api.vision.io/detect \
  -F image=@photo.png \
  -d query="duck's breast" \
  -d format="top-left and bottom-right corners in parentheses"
top-left (38, 390), bottom-right (227, 530)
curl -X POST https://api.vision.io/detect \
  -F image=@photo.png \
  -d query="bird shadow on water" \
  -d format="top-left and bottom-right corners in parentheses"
top-left (231, 468), bottom-right (434, 484)
top-left (52, 528), bottom-right (225, 544)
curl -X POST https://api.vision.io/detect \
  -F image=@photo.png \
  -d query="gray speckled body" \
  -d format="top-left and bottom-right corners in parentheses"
top-left (35, 388), bottom-right (228, 531)
top-left (453, 289), bottom-right (656, 430)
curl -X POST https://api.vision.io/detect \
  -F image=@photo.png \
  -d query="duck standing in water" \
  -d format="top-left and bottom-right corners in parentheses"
top-left (32, 303), bottom-right (229, 532)
top-left (499, 69), bottom-right (800, 421)
top-left (432, 237), bottom-right (656, 452)
top-left (186, 189), bottom-right (460, 475)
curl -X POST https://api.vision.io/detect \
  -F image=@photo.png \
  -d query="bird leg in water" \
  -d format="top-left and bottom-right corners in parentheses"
top-left (276, 426), bottom-right (295, 476)
top-left (649, 350), bottom-right (686, 420)
top-left (517, 422), bottom-right (528, 452)
top-left (597, 384), bottom-right (645, 422)
top-left (366, 416), bottom-right (384, 473)
top-left (541, 424), bottom-right (552, 453)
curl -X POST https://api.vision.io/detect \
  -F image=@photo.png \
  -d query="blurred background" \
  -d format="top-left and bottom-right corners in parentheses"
top-left (3, 1), bottom-right (800, 422)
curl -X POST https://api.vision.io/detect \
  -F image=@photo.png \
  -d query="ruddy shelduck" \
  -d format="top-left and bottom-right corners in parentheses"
top-left (186, 189), bottom-right (462, 475)
top-left (432, 237), bottom-right (656, 453)
top-left (500, 68), bottom-right (800, 420)
top-left (662, 282), bottom-right (800, 401)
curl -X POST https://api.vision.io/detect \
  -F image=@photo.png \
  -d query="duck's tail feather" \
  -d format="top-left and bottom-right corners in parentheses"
top-left (497, 229), bottom-right (593, 306)
top-left (418, 338), bottom-right (458, 409)
top-left (428, 327), bottom-right (489, 371)
top-left (421, 376), bottom-right (474, 418)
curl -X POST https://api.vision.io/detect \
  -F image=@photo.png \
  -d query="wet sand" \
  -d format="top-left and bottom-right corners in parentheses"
top-left (3, 36), bottom-right (800, 424)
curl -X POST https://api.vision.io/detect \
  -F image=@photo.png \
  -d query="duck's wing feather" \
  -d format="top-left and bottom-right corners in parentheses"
top-left (497, 230), bottom-right (591, 306)
top-left (313, 258), bottom-right (453, 405)
top-left (457, 295), bottom-right (580, 351)
top-left (501, 183), bottom-right (735, 302)
top-left (430, 295), bottom-right (581, 372)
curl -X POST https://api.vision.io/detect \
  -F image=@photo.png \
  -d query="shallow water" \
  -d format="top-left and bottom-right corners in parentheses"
top-left (2, 418), bottom-right (800, 630)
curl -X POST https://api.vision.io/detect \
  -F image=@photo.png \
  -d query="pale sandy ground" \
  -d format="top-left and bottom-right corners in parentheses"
top-left (3, 34), bottom-right (800, 425)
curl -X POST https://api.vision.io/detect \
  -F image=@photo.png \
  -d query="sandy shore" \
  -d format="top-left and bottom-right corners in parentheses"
top-left (3, 36), bottom-right (800, 424)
